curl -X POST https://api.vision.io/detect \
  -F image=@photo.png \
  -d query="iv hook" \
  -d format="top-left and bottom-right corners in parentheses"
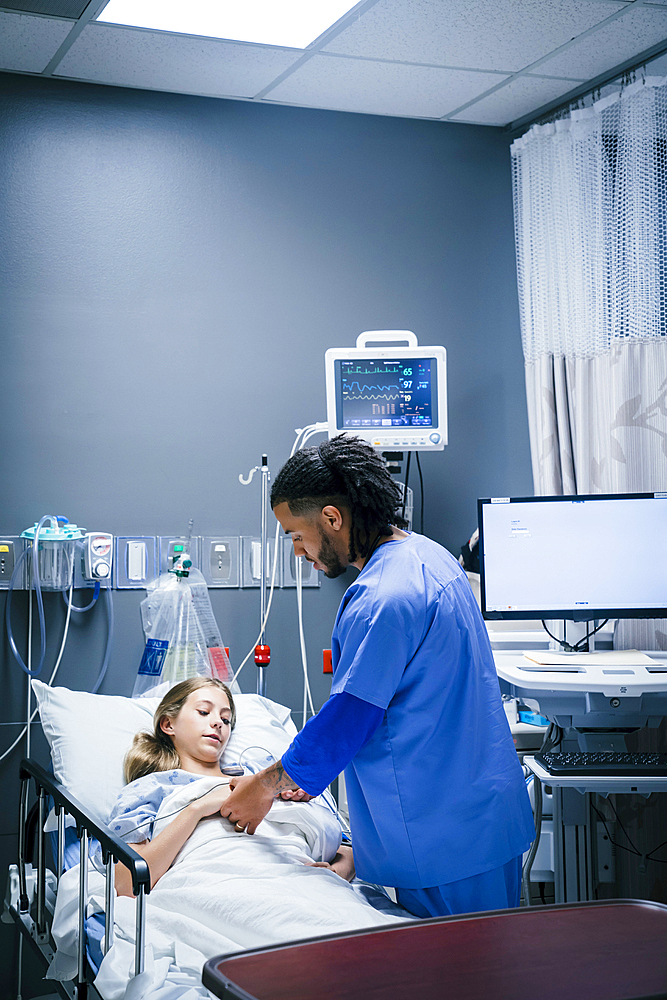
top-left (239, 466), bottom-right (260, 486)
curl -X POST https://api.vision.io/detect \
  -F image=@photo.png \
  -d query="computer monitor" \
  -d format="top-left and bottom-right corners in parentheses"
top-left (325, 331), bottom-right (447, 452)
top-left (478, 492), bottom-right (667, 622)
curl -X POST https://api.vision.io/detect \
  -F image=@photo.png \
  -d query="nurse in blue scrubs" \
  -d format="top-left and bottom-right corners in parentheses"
top-left (220, 435), bottom-right (534, 917)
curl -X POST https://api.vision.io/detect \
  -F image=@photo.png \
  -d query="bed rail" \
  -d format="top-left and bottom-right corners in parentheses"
top-left (17, 758), bottom-right (151, 994)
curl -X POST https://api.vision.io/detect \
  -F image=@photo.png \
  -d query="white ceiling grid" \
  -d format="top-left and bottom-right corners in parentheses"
top-left (1, 0), bottom-right (667, 127)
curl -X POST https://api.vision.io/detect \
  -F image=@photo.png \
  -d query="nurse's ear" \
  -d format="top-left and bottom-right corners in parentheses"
top-left (321, 505), bottom-right (344, 531)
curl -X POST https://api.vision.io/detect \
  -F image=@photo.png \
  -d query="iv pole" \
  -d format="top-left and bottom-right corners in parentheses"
top-left (239, 455), bottom-right (271, 696)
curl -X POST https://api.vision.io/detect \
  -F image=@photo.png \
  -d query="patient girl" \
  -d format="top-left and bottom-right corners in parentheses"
top-left (112, 677), bottom-right (353, 896)
top-left (113, 677), bottom-right (238, 897)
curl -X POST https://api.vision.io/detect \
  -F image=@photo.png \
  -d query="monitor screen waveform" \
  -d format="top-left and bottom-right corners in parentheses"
top-left (336, 358), bottom-right (435, 429)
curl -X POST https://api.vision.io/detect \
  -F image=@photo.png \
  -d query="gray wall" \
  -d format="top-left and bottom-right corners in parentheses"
top-left (0, 71), bottom-right (531, 993)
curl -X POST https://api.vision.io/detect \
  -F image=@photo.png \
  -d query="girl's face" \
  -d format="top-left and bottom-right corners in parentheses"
top-left (160, 687), bottom-right (233, 773)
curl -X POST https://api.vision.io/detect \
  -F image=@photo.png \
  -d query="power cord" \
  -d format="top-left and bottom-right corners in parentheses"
top-left (541, 619), bottom-right (609, 653)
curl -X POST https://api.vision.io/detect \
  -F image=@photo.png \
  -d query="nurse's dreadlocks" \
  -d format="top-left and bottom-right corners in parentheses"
top-left (270, 434), bottom-right (408, 563)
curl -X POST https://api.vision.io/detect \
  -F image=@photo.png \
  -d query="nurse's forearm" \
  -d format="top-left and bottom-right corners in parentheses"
top-left (257, 759), bottom-right (299, 793)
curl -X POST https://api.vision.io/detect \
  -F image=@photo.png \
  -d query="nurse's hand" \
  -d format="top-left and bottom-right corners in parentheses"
top-left (219, 774), bottom-right (277, 835)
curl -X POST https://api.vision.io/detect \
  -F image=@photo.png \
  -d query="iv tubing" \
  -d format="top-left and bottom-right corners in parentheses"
top-left (231, 423), bottom-right (326, 688)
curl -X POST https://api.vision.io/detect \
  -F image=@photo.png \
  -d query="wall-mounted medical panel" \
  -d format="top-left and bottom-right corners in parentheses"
top-left (73, 532), bottom-right (113, 589)
top-left (280, 536), bottom-right (321, 588)
top-left (241, 536), bottom-right (276, 588)
top-left (201, 537), bottom-right (240, 588)
top-left (0, 538), bottom-right (23, 589)
top-left (158, 536), bottom-right (201, 575)
top-left (115, 536), bottom-right (157, 589)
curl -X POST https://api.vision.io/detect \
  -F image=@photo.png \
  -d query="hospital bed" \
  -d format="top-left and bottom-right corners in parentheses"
top-left (5, 680), bottom-right (411, 1000)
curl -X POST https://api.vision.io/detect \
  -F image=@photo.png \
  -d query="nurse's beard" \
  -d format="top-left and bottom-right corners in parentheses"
top-left (316, 526), bottom-right (347, 579)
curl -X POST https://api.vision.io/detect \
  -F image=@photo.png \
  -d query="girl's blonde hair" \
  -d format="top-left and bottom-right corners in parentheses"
top-left (124, 677), bottom-right (236, 784)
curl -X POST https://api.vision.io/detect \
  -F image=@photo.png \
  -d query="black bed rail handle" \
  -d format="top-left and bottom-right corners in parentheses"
top-left (19, 758), bottom-right (151, 898)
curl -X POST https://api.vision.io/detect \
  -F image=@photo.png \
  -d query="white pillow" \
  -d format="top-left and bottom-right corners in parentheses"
top-left (32, 680), bottom-right (297, 828)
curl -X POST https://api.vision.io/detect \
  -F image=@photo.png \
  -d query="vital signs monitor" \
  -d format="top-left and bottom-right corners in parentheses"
top-left (325, 331), bottom-right (447, 451)
top-left (478, 492), bottom-right (667, 622)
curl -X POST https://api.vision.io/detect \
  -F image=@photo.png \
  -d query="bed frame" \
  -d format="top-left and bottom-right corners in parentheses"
top-left (7, 758), bottom-right (151, 1000)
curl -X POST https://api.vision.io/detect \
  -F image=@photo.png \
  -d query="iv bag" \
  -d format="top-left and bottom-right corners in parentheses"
top-left (133, 567), bottom-right (234, 698)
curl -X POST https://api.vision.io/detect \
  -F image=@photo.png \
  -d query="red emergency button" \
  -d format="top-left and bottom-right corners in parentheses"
top-left (254, 644), bottom-right (271, 665)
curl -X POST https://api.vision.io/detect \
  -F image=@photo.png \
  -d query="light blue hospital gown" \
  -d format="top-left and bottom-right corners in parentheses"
top-left (108, 771), bottom-right (201, 845)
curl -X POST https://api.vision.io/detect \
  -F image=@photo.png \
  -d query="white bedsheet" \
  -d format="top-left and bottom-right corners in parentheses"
top-left (48, 776), bottom-right (414, 999)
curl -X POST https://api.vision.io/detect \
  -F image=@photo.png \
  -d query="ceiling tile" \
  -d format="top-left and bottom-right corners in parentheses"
top-left (265, 54), bottom-right (507, 119)
top-left (644, 50), bottom-right (667, 73)
top-left (536, 5), bottom-right (667, 78)
top-left (323, 0), bottom-right (626, 72)
top-left (448, 74), bottom-right (588, 126)
top-left (0, 11), bottom-right (73, 72)
top-left (52, 23), bottom-right (302, 99)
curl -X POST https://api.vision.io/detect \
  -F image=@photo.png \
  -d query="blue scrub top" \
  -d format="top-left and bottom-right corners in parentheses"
top-left (330, 532), bottom-right (534, 889)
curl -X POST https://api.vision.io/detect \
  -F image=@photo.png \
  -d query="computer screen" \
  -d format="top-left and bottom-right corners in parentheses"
top-left (325, 341), bottom-right (447, 451)
top-left (478, 492), bottom-right (667, 621)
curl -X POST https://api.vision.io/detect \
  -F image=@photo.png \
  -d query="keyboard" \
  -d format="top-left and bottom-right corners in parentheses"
top-left (534, 750), bottom-right (667, 776)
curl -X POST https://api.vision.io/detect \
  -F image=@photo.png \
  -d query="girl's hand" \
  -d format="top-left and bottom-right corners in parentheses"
top-left (189, 782), bottom-right (231, 819)
top-left (279, 788), bottom-right (313, 802)
top-left (309, 845), bottom-right (355, 882)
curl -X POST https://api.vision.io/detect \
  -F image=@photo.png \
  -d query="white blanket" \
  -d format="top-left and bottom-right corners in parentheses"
top-left (48, 777), bottom-right (413, 999)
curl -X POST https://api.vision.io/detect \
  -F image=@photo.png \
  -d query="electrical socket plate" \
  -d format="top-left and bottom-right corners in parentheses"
top-left (0, 538), bottom-right (22, 589)
top-left (158, 536), bottom-right (201, 575)
top-left (201, 536), bottom-right (240, 588)
top-left (241, 536), bottom-right (275, 588)
top-left (281, 536), bottom-right (320, 588)
top-left (115, 537), bottom-right (157, 589)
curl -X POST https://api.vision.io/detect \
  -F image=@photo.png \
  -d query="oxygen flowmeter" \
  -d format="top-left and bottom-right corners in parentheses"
top-left (83, 532), bottom-right (113, 581)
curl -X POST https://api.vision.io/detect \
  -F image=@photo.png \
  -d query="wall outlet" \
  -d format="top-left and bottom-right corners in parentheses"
top-left (280, 536), bottom-right (320, 588)
top-left (201, 537), bottom-right (240, 588)
top-left (0, 538), bottom-right (21, 589)
top-left (115, 537), bottom-right (157, 589)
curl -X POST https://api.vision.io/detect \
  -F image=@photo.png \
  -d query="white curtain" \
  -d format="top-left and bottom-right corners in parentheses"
top-left (512, 78), bottom-right (667, 650)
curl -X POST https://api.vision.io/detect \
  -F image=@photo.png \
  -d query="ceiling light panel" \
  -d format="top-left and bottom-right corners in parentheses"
top-left (54, 23), bottom-right (301, 98)
top-left (0, 11), bottom-right (73, 73)
top-left (97, 0), bottom-right (359, 48)
top-left (265, 55), bottom-right (508, 119)
top-left (322, 0), bottom-right (626, 73)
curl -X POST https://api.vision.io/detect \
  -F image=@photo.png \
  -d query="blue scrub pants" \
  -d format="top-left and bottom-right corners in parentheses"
top-left (395, 854), bottom-right (522, 918)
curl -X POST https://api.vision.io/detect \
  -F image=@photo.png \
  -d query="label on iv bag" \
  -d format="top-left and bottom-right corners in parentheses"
top-left (138, 638), bottom-right (170, 676)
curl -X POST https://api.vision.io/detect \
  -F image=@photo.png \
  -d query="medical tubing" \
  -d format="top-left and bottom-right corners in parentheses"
top-left (296, 557), bottom-right (315, 724)
top-left (0, 576), bottom-right (75, 765)
top-left (62, 580), bottom-right (100, 612)
top-left (521, 776), bottom-right (543, 906)
top-left (233, 422), bottom-right (327, 687)
top-left (232, 519), bottom-right (281, 686)
top-left (91, 586), bottom-right (114, 694)
top-left (415, 451), bottom-right (424, 532)
top-left (5, 548), bottom-right (37, 676)
top-left (12, 515), bottom-right (62, 677)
